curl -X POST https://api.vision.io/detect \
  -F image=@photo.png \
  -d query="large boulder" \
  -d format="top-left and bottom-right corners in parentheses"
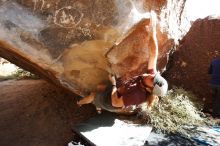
top-left (165, 16), bottom-right (220, 109)
top-left (0, 0), bottom-right (188, 96)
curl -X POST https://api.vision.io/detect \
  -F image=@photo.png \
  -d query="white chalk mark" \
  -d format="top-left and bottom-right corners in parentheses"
top-left (54, 6), bottom-right (84, 28)
top-left (40, 0), bottom-right (45, 11)
top-left (33, 0), bottom-right (37, 11)
top-left (33, 0), bottom-right (46, 11)
top-left (129, 0), bottom-right (150, 22)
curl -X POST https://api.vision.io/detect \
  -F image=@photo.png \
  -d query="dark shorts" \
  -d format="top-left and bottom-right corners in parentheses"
top-left (92, 85), bottom-right (123, 112)
top-left (209, 84), bottom-right (220, 116)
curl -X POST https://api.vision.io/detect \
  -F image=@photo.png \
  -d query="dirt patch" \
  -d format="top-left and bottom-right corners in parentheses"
top-left (0, 79), bottom-right (97, 146)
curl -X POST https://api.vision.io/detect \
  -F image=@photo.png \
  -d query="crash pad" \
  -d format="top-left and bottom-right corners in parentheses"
top-left (71, 111), bottom-right (199, 146)
top-left (72, 112), bottom-right (152, 146)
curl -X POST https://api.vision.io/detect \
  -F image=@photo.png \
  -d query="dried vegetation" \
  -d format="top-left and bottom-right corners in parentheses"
top-left (139, 87), bottom-right (217, 137)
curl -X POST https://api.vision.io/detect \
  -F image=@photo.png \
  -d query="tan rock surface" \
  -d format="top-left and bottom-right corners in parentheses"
top-left (0, 0), bottom-right (188, 96)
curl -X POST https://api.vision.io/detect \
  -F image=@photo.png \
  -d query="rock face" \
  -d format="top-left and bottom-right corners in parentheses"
top-left (0, 0), bottom-right (188, 96)
top-left (165, 16), bottom-right (220, 108)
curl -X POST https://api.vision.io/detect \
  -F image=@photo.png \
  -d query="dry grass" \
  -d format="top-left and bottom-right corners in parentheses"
top-left (0, 68), bottom-right (38, 81)
top-left (0, 59), bottom-right (38, 80)
top-left (138, 87), bottom-right (216, 137)
top-left (12, 68), bottom-right (38, 79)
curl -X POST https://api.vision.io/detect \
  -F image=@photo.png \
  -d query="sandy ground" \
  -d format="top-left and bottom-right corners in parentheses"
top-left (0, 79), bottom-right (97, 146)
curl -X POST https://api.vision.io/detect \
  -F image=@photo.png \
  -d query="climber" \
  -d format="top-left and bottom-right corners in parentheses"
top-left (77, 11), bottom-right (168, 113)
top-left (208, 58), bottom-right (220, 118)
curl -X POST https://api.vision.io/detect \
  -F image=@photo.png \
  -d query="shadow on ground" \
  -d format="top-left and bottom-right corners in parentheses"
top-left (0, 79), bottom-right (97, 146)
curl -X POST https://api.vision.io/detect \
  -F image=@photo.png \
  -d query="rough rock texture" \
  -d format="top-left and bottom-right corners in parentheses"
top-left (0, 79), bottom-right (96, 146)
top-left (107, 19), bottom-right (174, 81)
top-left (165, 16), bottom-right (220, 109)
top-left (0, 0), bottom-right (189, 96)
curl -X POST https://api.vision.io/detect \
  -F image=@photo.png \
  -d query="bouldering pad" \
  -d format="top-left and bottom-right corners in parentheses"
top-left (73, 112), bottom-right (152, 146)
top-left (71, 111), bottom-right (202, 146)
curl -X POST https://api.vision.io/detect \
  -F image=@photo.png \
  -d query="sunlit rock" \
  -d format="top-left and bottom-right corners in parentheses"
top-left (164, 16), bottom-right (220, 109)
top-left (0, 0), bottom-right (188, 96)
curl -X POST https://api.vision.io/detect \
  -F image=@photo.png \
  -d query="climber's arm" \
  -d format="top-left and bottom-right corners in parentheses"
top-left (147, 11), bottom-right (158, 73)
